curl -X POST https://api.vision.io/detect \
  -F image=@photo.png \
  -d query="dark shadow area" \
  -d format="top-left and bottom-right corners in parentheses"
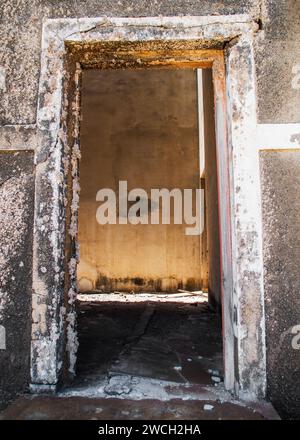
top-left (73, 297), bottom-right (223, 391)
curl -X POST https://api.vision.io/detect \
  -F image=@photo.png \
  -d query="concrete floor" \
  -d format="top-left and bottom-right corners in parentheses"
top-left (0, 294), bottom-right (279, 420)
top-left (1, 395), bottom-right (272, 420)
top-left (73, 294), bottom-right (224, 389)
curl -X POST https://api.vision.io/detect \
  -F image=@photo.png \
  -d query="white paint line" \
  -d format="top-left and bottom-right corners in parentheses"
top-left (0, 325), bottom-right (6, 350)
top-left (197, 69), bottom-right (205, 178)
top-left (0, 66), bottom-right (6, 92)
top-left (257, 124), bottom-right (300, 150)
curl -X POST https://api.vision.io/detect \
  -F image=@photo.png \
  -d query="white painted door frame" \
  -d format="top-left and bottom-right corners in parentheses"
top-left (30, 15), bottom-right (266, 400)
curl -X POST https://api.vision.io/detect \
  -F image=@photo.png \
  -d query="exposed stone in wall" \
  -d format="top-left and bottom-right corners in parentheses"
top-left (0, 151), bottom-right (34, 408)
top-left (260, 150), bottom-right (300, 419)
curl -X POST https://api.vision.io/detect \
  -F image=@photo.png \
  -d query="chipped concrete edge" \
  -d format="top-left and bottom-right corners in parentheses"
top-left (225, 34), bottom-right (266, 400)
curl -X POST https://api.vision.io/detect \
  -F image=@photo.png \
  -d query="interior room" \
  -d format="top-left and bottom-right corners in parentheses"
top-left (72, 67), bottom-right (223, 396)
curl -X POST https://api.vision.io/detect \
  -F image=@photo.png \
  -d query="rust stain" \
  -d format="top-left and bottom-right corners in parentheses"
top-left (65, 40), bottom-right (224, 71)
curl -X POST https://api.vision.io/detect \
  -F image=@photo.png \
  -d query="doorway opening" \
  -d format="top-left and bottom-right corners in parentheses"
top-left (70, 67), bottom-right (223, 396)
top-left (30, 17), bottom-right (266, 400)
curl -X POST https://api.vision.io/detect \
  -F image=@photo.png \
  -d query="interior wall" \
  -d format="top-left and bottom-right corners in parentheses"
top-left (202, 69), bottom-right (221, 309)
top-left (200, 177), bottom-right (209, 291)
top-left (78, 68), bottom-right (203, 292)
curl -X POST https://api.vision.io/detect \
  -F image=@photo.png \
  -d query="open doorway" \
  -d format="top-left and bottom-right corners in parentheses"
top-left (28, 18), bottom-right (266, 400)
top-left (69, 67), bottom-right (223, 396)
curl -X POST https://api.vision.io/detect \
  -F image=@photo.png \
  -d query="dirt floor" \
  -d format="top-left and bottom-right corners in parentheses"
top-left (0, 294), bottom-right (279, 420)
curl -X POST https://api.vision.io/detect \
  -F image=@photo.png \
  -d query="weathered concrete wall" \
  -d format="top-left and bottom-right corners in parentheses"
top-left (78, 68), bottom-right (202, 292)
top-left (0, 151), bottom-right (34, 408)
top-left (202, 69), bottom-right (221, 309)
top-left (1, 1), bottom-right (299, 125)
top-left (256, 0), bottom-right (300, 123)
top-left (260, 150), bottom-right (300, 419)
top-left (0, 0), bottom-right (299, 417)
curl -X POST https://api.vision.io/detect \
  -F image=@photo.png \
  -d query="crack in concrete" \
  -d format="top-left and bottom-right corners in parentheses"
top-left (64, 17), bottom-right (258, 42)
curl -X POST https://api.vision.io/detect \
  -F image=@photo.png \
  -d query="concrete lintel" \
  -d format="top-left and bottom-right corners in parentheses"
top-left (37, 15), bottom-right (258, 131)
top-left (44, 14), bottom-right (257, 38)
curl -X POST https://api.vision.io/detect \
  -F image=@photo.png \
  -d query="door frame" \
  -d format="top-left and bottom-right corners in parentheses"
top-left (30, 15), bottom-right (266, 400)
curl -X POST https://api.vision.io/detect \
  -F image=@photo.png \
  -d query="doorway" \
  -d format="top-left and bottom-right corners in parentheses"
top-left (31, 17), bottom-right (266, 400)
top-left (70, 67), bottom-right (223, 395)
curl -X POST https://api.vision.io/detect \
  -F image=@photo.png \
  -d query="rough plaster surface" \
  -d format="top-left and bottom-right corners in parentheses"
top-left (255, 0), bottom-right (300, 123)
top-left (0, 151), bottom-right (34, 408)
top-left (1, 0), bottom-right (299, 125)
top-left (224, 35), bottom-right (266, 399)
top-left (260, 150), bottom-right (300, 420)
top-left (0, 2), bottom-right (298, 416)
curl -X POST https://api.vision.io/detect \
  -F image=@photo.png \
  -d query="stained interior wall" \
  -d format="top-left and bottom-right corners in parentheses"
top-left (202, 69), bottom-right (221, 309)
top-left (78, 68), bottom-right (205, 292)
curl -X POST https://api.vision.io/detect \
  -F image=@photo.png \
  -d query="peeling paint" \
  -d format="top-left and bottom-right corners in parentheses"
top-left (225, 33), bottom-right (266, 399)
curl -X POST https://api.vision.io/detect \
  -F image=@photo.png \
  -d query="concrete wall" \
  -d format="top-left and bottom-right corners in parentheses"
top-left (1, 1), bottom-right (299, 126)
top-left (0, 0), bottom-right (299, 417)
top-left (78, 69), bottom-right (202, 292)
top-left (0, 151), bottom-right (34, 408)
top-left (260, 150), bottom-right (300, 419)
